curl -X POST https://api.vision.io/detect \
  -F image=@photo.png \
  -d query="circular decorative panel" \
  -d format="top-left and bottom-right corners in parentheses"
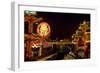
top-left (37, 22), bottom-right (50, 37)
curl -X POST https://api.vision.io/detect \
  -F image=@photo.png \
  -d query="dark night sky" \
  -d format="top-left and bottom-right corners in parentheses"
top-left (37, 12), bottom-right (90, 40)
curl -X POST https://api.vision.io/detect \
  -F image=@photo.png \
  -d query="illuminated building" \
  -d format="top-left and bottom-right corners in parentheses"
top-left (71, 21), bottom-right (90, 58)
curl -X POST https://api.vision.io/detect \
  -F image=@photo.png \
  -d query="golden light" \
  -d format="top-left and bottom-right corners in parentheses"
top-left (37, 22), bottom-right (51, 37)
